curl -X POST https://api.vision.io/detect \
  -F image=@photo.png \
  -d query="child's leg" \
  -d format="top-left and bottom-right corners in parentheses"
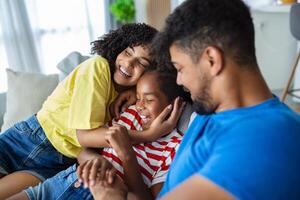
top-left (18, 164), bottom-right (92, 200)
top-left (0, 172), bottom-right (41, 199)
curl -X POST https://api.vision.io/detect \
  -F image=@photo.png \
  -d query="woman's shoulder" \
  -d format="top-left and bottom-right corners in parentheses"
top-left (84, 55), bottom-right (109, 68)
top-left (75, 55), bottom-right (111, 76)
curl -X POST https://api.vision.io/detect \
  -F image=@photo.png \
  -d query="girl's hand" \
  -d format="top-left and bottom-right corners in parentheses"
top-left (110, 89), bottom-right (137, 118)
top-left (105, 124), bottom-right (133, 161)
top-left (76, 157), bottom-right (117, 188)
top-left (146, 97), bottom-right (186, 141)
top-left (89, 175), bottom-right (128, 200)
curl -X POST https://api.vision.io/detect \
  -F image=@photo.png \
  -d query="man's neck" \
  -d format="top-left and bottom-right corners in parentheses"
top-left (214, 65), bottom-right (273, 113)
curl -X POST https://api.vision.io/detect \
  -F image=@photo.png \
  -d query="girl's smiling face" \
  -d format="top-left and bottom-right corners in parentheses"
top-left (136, 72), bottom-right (170, 129)
top-left (114, 45), bottom-right (151, 88)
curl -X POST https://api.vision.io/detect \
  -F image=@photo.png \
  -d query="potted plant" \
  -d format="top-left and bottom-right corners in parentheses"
top-left (110, 0), bottom-right (135, 24)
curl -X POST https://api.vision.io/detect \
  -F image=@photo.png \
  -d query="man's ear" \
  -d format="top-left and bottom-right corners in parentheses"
top-left (202, 46), bottom-right (224, 76)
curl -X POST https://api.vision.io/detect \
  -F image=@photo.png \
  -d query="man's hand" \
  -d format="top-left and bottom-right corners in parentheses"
top-left (105, 124), bottom-right (134, 161)
top-left (145, 97), bottom-right (186, 141)
top-left (110, 89), bottom-right (137, 118)
top-left (76, 157), bottom-right (117, 188)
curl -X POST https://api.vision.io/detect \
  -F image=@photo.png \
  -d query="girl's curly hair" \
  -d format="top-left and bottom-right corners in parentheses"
top-left (91, 23), bottom-right (158, 74)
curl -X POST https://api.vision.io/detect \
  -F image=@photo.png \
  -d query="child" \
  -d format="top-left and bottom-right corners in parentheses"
top-left (11, 69), bottom-right (189, 200)
top-left (0, 23), bottom-right (161, 199)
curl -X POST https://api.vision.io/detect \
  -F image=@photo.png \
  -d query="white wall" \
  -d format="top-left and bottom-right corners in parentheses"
top-left (252, 5), bottom-right (298, 90)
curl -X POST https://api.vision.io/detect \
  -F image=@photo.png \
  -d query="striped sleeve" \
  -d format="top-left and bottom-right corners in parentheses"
top-left (151, 131), bottom-right (183, 186)
top-left (106, 105), bottom-right (143, 130)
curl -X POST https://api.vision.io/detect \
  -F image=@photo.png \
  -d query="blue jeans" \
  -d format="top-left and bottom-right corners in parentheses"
top-left (0, 115), bottom-right (76, 181)
top-left (25, 164), bottom-right (93, 200)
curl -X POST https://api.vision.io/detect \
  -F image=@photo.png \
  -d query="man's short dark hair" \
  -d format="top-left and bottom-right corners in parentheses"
top-left (151, 0), bottom-right (257, 68)
top-left (144, 68), bottom-right (192, 103)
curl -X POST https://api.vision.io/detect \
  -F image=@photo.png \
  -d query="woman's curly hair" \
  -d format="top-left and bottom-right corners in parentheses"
top-left (91, 23), bottom-right (158, 74)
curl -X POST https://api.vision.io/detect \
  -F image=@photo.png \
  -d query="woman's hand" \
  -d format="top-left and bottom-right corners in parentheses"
top-left (145, 97), bottom-right (186, 141)
top-left (76, 156), bottom-right (117, 188)
top-left (110, 89), bottom-right (137, 118)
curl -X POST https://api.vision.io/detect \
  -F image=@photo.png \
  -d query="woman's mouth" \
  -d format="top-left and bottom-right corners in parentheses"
top-left (119, 66), bottom-right (132, 78)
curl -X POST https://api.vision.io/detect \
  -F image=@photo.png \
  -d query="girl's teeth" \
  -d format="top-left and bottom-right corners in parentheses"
top-left (140, 115), bottom-right (146, 119)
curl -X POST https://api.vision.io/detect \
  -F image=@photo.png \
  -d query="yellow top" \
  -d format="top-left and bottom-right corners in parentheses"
top-left (37, 56), bottom-right (118, 158)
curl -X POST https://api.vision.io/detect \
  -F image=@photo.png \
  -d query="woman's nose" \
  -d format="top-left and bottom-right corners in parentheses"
top-left (124, 58), bottom-right (135, 69)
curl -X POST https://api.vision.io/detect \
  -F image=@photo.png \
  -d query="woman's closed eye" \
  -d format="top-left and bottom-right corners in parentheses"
top-left (137, 59), bottom-right (149, 68)
top-left (125, 49), bottom-right (131, 56)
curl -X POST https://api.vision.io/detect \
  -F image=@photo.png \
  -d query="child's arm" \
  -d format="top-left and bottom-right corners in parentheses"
top-left (77, 148), bottom-right (102, 165)
top-left (105, 124), bottom-right (155, 200)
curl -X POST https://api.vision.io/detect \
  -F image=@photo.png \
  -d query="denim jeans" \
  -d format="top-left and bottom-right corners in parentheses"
top-left (0, 115), bottom-right (76, 181)
top-left (25, 164), bottom-right (93, 200)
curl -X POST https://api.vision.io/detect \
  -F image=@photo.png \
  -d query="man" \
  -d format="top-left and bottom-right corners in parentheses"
top-left (90, 0), bottom-right (300, 199)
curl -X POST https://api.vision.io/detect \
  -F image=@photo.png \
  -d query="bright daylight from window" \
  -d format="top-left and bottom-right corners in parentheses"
top-left (0, 0), bottom-right (106, 92)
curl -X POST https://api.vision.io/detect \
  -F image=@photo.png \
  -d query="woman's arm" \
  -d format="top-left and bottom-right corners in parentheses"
top-left (76, 127), bottom-right (111, 148)
top-left (77, 97), bottom-right (184, 148)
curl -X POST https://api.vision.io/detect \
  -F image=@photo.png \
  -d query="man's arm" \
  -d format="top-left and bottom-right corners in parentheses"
top-left (128, 97), bottom-right (185, 143)
top-left (161, 175), bottom-right (234, 200)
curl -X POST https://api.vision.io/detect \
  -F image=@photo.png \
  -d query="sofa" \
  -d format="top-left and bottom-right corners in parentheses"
top-left (0, 52), bottom-right (195, 133)
top-left (0, 92), bottom-right (6, 128)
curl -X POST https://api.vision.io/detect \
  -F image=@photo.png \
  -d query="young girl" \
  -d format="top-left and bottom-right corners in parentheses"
top-left (9, 69), bottom-right (189, 200)
top-left (0, 23), bottom-right (162, 199)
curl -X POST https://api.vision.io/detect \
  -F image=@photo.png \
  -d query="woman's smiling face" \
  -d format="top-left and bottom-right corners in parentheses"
top-left (114, 45), bottom-right (151, 87)
top-left (136, 72), bottom-right (170, 129)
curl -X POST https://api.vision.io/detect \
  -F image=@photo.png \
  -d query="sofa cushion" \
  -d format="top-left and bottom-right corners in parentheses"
top-left (56, 51), bottom-right (90, 80)
top-left (1, 69), bottom-right (59, 132)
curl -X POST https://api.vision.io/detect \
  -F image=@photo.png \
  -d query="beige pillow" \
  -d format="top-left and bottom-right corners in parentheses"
top-left (1, 69), bottom-right (59, 131)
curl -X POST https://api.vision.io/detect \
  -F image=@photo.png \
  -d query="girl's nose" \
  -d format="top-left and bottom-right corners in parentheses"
top-left (136, 100), bottom-right (145, 111)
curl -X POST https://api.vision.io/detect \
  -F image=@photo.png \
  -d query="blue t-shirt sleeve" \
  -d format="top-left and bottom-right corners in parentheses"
top-left (197, 122), bottom-right (300, 200)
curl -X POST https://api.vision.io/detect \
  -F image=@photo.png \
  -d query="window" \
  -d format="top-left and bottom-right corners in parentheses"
top-left (0, 0), bottom-right (106, 92)
top-left (0, 26), bottom-right (8, 92)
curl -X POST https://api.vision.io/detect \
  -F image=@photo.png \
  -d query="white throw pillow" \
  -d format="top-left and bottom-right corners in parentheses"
top-left (1, 69), bottom-right (59, 131)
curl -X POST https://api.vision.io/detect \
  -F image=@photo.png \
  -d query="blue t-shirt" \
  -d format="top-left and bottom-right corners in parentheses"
top-left (158, 97), bottom-right (300, 199)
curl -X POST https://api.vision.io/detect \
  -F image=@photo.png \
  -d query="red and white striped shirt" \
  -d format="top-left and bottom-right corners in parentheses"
top-left (102, 105), bottom-right (183, 187)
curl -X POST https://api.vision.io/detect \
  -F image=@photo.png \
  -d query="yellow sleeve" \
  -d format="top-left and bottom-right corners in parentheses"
top-left (67, 56), bottom-right (112, 129)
